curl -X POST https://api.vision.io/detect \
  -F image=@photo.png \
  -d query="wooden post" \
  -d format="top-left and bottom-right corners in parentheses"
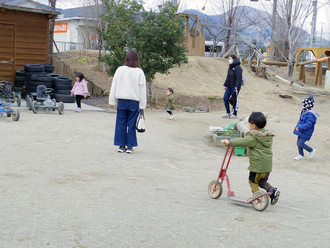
top-left (315, 62), bottom-right (319, 85)
top-left (318, 62), bottom-right (323, 85)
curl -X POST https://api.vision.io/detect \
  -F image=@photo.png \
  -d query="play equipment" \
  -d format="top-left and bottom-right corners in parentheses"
top-left (0, 81), bottom-right (22, 107)
top-left (208, 144), bottom-right (271, 211)
top-left (0, 102), bottom-right (20, 121)
top-left (30, 85), bottom-right (64, 115)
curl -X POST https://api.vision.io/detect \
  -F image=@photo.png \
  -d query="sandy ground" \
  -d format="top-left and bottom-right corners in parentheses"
top-left (1, 55), bottom-right (329, 246)
top-left (1, 71), bottom-right (330, 247)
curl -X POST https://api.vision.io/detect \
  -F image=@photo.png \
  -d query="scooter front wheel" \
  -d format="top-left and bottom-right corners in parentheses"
top-left (252, 191), bottom-right (269, 211)
top-left (208, 180), bottom-right (222, 199)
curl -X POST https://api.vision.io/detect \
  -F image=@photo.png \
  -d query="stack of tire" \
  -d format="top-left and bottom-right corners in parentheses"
top-left (24, 64), bottom-right (49, 98)
top-left (52, 76), bottom-right (75, 103)
top-left (14, 69), bottom-right (25, 98)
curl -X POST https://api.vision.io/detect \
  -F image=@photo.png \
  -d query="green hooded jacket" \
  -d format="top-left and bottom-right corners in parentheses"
top-left (165, 94), bottom-right (175, 110)
top-left (229, 128), bottom-right (275, 173)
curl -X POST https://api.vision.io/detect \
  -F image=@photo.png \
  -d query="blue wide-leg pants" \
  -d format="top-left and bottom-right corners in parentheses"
top-left (114, 99), bottom-right (139, 147)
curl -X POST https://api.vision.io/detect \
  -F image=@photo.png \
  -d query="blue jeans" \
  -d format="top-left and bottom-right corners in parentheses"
top-left (297, 137), bottom-right (313, 156)
top-left (114, 99), bottom-right (139, 147)
top-left (223, 87), bottom-right (240, 115)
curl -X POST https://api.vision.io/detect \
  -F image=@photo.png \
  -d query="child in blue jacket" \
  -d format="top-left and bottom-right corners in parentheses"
top-left (293, 94), bottom-right (320, 160)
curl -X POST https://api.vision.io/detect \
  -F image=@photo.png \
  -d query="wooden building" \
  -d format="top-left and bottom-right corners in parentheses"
top-left (0, 4), bottom-right (59, 82)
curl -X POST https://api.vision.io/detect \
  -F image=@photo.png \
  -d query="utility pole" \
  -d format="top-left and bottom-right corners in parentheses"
top-left (269, 0), bottom-right (277, 61)
top-left (320, 22), bottom-right (324, 47)
top-left (310, 0), bottom-right (317, 47)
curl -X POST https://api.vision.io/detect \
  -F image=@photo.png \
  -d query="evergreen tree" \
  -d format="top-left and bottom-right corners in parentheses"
top-left (101, 0), bottom-right (188, 83)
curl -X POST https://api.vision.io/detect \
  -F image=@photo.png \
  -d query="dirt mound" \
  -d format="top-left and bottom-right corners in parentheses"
top-left (55, 51), bottom-right (327, 112)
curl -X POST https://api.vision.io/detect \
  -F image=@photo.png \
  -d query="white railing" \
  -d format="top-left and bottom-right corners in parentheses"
top-left (54, 41), bottom-right (85, 53)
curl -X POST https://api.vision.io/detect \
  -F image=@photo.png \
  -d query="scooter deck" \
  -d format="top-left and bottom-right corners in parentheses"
top-left (228, 195), bottom-right (251, 204)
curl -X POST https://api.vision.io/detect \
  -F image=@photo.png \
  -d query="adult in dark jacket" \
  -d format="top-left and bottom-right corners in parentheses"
top-left (222, 54), bottom-right (242, 119)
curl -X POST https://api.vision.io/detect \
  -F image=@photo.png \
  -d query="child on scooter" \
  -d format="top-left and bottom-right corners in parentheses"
top-left (223, 112), bottom-right (280, 205)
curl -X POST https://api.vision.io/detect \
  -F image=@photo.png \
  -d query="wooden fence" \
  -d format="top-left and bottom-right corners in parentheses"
top-left (50, 55), bottom-right (104, 96)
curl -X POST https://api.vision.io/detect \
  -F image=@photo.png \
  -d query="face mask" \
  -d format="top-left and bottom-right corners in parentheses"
top-left (229, 59), bottom-right (233, 64)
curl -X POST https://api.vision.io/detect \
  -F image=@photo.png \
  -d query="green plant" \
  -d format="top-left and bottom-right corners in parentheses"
top-left (73, 56), bottom-right (93, 65)
top-left (215, 130), bottom-right (240, 137)
top-left (208, 97), bottom-right (222, 102)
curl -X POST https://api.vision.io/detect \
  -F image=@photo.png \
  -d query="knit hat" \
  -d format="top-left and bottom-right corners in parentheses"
top-left (302, 94), bottom-right (315, 111)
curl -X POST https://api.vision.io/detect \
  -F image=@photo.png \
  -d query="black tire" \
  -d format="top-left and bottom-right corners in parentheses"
top-left (24, 64), bottom-right (44, 72)
top-left (16, 94), bottom-right (21, 107)
top-left (55, 89), bottom-right (71, 95)
top-left (15, 69), bottom-right (25, 76)
top-left (53, 83), bottom-right (72, 91)
top-left (54, 93), bottom-right (75, 103)
top-left (25, 71), bottom-right (46, 82)
top-left (47, 73), bottom-right (62, 78)
top-left (30, 75), bottom-right (53, 82)
top-left (15, 75), bottom-right (25, 82)
top-left (14, 81), bottom-right (24, 87)
top-left (31, 100), bottom-right (39, 114)
top-left (53, 77), bottom-right (73, 85)
top-left (25, 85), bottom-right (37, 94)
top-left (14, 86), bottom-right (24, 92)
top-left (58, 102), bottom-right (64, 115)
top-left (28, 81), bottom-right (53, 88)
top-left (20, 90), bottom-right (26, 99)
top-left (38, 64), bottom-right (55, 72)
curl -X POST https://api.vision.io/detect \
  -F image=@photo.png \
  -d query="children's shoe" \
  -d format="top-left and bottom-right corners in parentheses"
top-left (222, 113), bottom-right (231, 118)
top-left (126, 147), bottom-right (134, 154)
top-left (270, 188), bottom-right (280, 205)
top-left (170, 114), bottom-right (175, 120)
top-left (118, 146), bottom-right (126, 153)
top-left (230, 114), bottom-right (237, 119)
top-left (309, 149), bottom-right (316, 158)
top-left (294, 155), bottom-right (305, 160)
top-left (75, 108), bottom-right (80, 112)
top-left (78, 108), bottom-right (82, 112)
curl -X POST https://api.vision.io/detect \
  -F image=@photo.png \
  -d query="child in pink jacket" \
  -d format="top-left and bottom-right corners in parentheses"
top-left (71, 72), bottom-right (88, 112)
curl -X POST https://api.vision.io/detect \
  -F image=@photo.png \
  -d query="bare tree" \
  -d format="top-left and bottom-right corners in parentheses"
top-left (48, 0), bottom-right (56, 54)
top-left (258, 0), bottom-right (330, 76)
top-left (208, 0), bottom-right (249, 54)
top-left (81, 0), bottom-right (105, 50)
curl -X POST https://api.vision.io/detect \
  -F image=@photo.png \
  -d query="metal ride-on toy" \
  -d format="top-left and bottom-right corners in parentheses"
top-left (0, 81), bottom-right (22, 107)
top-left (31, 85), bottom-right (64, 115)
top-left (0, 102), bottom-right (20, 121)
top-left (208, 143), bottom-right (271, 211)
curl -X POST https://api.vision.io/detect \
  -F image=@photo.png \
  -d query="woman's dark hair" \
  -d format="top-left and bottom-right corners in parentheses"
top-left (229, 54), bottom-right (237, 60)
top-left (248, 112), bottom-right (266, 129)
top-left (75, 72), bottom-right (85, 82)
top-left (167, 88), bottom-right (174, 94)
top-left (124, 51), bottom-right (141, 68)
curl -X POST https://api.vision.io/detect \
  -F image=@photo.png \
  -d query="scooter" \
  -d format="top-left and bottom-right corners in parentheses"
top-left (208, 143), bottom-right (271, 211)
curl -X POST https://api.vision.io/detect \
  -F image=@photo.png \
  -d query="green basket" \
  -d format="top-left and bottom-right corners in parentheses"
top-left (235, 147), bottom-right (246, 156)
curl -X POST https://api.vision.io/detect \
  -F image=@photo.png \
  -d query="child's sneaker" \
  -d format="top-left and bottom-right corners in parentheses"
top-left (126, 147), bottom-right (134, 154)
top-left (170, 114), bottom-right (175, 120)
top-left (75, 108), bottom-right (80, 112)
top-left (270, 188), bottom-right (280, 205)
top-left (309, 149), bottom-right (316, 158)
top-left (118, 146), bottom-right (126, 153)
top-left (222, 113), bottom-right (231, 118)
top-left (230, 114), bottom-right (237, 119)
top-left (294, 155), bottom-right (305, 160)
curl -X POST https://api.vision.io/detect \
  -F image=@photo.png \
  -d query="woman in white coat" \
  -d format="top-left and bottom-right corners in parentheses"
top-left (109, 51), bottom-right (147, 154)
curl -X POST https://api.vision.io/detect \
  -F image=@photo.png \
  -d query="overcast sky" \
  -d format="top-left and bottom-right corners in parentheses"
top-left (37, 0), bottom-right (330, 40)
